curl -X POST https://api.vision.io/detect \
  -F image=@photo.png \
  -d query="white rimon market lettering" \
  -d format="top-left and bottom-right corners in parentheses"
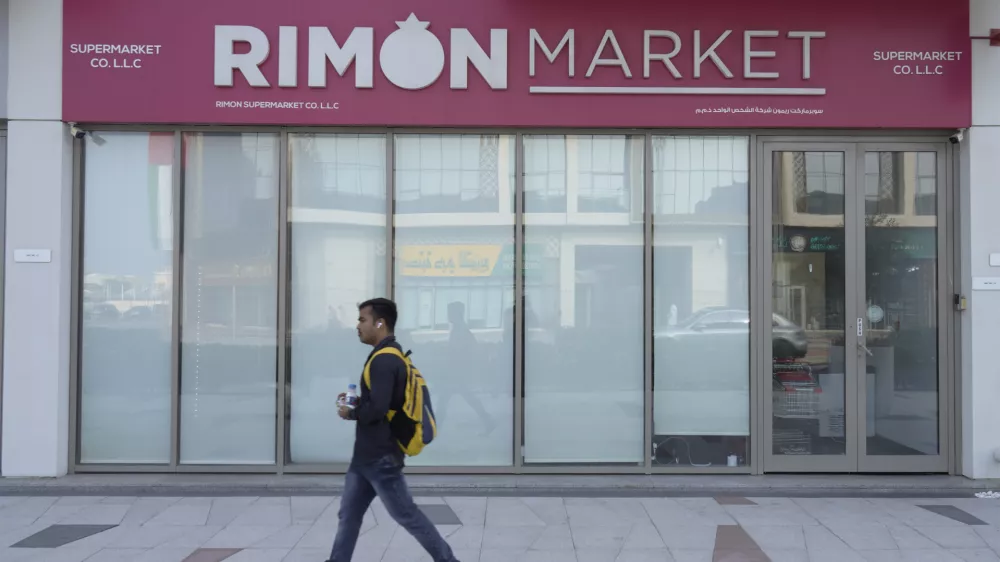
top-left (215, 14), bottom-right (507, 90)
top-left (214, 13), bottom-right (825, 90)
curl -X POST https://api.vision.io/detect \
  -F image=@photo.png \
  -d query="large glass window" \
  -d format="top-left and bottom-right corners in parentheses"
top-left (393, 134), bottom-right (515, 466)
top-left (651, 136), bottom-right (750, 467)
top-left (523, 135), bottom-right (644, 465)
top-left (179, 132), bottom-right (279, 464)
top-left (79, 132), bottom-right (174, 463)
top-left (287, 134), bottom-right (387, 464)
top-left (76, 130), bottom-right (952, 473)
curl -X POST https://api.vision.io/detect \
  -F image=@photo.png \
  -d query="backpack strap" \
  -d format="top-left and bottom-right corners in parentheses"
top-left (362, 347), bottom-right (407, 389)
top-left (362, 347), bottom-right (411, 423)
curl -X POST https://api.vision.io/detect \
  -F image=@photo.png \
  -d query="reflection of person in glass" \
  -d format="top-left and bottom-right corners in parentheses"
top-left (436, 301), bottom-right (496, 435)
top-left (502, 303), bottom-right (538, 346)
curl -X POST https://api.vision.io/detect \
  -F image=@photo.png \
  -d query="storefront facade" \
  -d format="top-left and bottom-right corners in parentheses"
top-left (4, 0), bottom-right (1000, 478)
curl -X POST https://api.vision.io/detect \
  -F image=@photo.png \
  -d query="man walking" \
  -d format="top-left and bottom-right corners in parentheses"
top-left (326, 298), bottom-right (459, 562)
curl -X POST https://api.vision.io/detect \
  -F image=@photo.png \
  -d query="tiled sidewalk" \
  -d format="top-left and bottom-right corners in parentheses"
top-left (3, 494), bottom-right (1000, 561)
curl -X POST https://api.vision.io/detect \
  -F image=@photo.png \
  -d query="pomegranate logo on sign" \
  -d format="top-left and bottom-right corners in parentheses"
top-left (379, 14), bottom-right (445, 90)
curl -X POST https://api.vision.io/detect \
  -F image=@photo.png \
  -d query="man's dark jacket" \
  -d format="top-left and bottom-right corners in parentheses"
top-left (352, 336), bottom-right (407, 463)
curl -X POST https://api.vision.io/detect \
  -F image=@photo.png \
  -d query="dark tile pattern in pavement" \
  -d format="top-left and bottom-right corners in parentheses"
top-left (4, 495), bottom-right (1000, 560)
top-left (10, 524), bottom-right (117, 548)
top-left (713, 525), bottom-right (771, 562)
top-left (181, 548), bottom-right (243, 562)
top-left (419, 503), bottom-right (462, 525)
top-left (918, 504), bottom-right (989, 525)
top-left (714, 550), bottom-right (771, 562)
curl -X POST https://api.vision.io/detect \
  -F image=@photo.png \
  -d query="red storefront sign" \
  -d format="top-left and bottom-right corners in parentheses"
top-left (63, 0), bottom-right (971, 128)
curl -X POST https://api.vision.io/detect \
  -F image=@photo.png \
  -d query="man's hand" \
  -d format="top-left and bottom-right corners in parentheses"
top-left (336, 393), bottom-right (352, 420)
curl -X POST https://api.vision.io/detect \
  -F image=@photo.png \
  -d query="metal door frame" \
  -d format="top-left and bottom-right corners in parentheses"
top-left (762, 141), bottom-right (860, 473)
top-left (854, 142), bottom-right (950, 473)
top-left (0, 131), bottom-right (6, 471)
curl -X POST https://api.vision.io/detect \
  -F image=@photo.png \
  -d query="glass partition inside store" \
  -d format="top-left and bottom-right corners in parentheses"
top-left (74, 131), bottom-right (952, 474)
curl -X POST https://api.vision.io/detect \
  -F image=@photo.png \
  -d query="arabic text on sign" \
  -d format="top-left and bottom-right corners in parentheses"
top-left (695, 106), bottom-right (825, 115)
top-left (398, 245), bottom-right (502, 277)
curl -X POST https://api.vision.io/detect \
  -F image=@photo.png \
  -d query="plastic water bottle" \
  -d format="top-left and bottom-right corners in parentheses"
top-left (343, 384), bottom-right (359, 409)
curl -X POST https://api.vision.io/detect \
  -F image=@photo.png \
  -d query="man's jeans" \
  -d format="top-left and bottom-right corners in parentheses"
top-left (328, 455), bottom-right (459, 562)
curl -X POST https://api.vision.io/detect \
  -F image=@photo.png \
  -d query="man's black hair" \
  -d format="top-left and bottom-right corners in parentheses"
top-left (359, 298), bottom-right (398, 332)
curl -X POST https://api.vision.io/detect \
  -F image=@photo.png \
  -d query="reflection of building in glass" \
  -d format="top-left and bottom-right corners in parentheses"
top-left (776, 151), bottom-right (937, 224)
top-left (650, 137), bottom-right (750, 467)
top-left (290, 136), bottom-right (752, 337)
top-left (182, 133), bottom-right (279, 341)
top-left (773, 151), bottom-right (937, 337)
top-left (285, 134), bottom-right (755, 466)
top-left (178, 132), bottom-right (280, 465)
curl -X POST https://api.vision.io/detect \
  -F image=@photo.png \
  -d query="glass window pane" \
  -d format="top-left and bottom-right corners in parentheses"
top-left (523, 134), bottom-right (644, 465)
top-left (794, 152), bottom-right (844, 215)
top-left (291, 134), bottom-right (384, 213)
top-left (652, 136), bottom-right (750, 467)
top-left (865, 151), bottom-right (939, 456)
top-left (576, 135), bottom-right (637, 213)
top-left (180, 132), bottom-right (279, 465)
top-left (80, 132), bottom-right (174, 464)
top-left (865, 152), bottom-right (904, 215)
top-left (287, 134), bottom-right (387, 464)
top-left (524, 135), bottom-right (567, 213)
top-left (393, 134), bottom-right (515, 466)
top-left (395, 135), bottom-right (507, 214)
top-left (914, 152), bottom-right (938, 216)
top-left (772, 151), bottom-right (847, 458)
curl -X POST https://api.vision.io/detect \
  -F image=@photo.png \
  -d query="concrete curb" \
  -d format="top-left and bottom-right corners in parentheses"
top-left (0, 486), bottom-right (993, 498)
top-left (2, 474), bottom-right (1000, 498)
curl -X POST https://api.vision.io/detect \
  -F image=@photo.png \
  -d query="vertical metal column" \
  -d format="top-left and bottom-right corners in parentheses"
top-left (846, 145), bottom-right (863, 472)
top-left (948, 142), bottom-right (961, 475)
top-left (275, 131), bottom-right (290, 472)
top-left (749, 135), bottom-right (762, 474)
top-left (170, 131), bottom-right (184, 468)
top-left (937, 145), bottom-right (953, 473)
top-left (513, 133), bottom-right (525, 471)
top-left (386, 133), bottom-right (395, 300)
top-left (642, 133), bottom-right (654, 471)
top-left (67, 137), bottom-right (84, 471)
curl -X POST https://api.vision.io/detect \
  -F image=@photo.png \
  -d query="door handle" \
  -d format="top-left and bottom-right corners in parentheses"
top-left (858, 342), bottom-right (873, 357)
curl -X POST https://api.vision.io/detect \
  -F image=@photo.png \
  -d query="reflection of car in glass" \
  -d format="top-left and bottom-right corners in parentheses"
top-left (770, 313), bottom-right (808, 358)
top-left (84, 303), bottom-right (121, 322)
top-left (658, 308), bottom-right (807, 359)
top-left (123, 306), bottom-right (153, 321)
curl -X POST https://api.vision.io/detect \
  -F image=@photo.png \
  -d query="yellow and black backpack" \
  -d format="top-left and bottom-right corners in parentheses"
top-left (362, 347), bottom-right (437, 456)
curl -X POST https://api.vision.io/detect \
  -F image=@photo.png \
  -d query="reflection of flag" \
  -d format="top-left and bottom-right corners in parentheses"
top-left (148, 133), bottom-right (173, 250)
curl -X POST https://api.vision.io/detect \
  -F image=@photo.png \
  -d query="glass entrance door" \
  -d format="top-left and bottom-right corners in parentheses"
top-left (763, 141), bottom-right (949, 473)
top-left (766, 143), bottom-right (858, 472)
